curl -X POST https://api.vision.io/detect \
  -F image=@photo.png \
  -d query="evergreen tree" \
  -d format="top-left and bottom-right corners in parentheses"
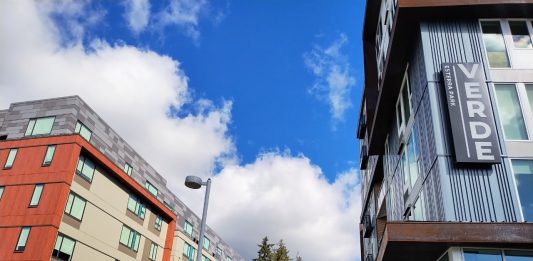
top-left (254, 237), bottom-right (274, 261)
top-left (273, 240), bottom-right (290, 261)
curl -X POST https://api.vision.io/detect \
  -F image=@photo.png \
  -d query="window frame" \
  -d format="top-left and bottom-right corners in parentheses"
top-left (52, 233), bottom-right (76, 261)
top-left (4, 148), bottom-right (18, 169)
top-left (0, 186), bottom-right (4, 200)
top-left (127, 195), bottom-right (146, 220)
top-left (76, 155), bottom-right (96, 183)
top-left (42, 145), bottom-right (56, 167)
top-left (145, 181), bottom-right (158, 197)
top-left (479, 19), bottom-right (514, 69)
top-left (203, 236), bottom-right (210, 250)
top-left (154, 215), bottom-right (162, 231)
top-left (74, 121), bottom-right (92, 141)
top-left (29, 184), bottom-right (44, 208)
top-left (24, 116), bottom-right (55, 137)
top-left (119, 225), bottom-right (141, 252)
top-left (396, 67), bottom-right (412, 138)
top-left (509, 158), bottom-right (533, 222)
top-left (507, 19), bottom-right (533, 49)
top-left (184, 220), bottom-right (193, 237)
top-left (493, 82), bottom-right (532, 141)
top-left (124, 162), bottom-right (133, 176)
top-left (14, 227), bottom-right (30, 252)
top-left (149, 242), bottom-right (158, 261)
top-left (64, 192), bottom-right (87, 221)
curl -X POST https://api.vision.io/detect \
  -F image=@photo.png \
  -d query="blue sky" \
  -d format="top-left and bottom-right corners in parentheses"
top-left (0, 1), bottom-right (365, 260)
top-left (60, 0), bottom-right (366, 181)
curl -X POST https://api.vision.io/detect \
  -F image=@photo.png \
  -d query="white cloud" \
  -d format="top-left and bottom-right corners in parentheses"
top-left (0, 2), bottom-right (361, 260)
top-left (154, 0), bottom-right (208, 41)
top-left (210, 153), bottom-right (361, 261)
top-left (304, 34), bottom-right (355, 126)
top-left (123, 0), bottom-right (151, 34)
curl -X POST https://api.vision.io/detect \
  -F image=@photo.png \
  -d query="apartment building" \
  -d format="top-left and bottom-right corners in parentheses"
top-left (0, 96), bottom-right (243, 261)
top-left (357, 1), bottom-right (533, 260)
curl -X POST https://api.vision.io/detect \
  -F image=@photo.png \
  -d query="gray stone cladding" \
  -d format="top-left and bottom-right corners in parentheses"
top-left (0, 96), bottom-right (243, 261)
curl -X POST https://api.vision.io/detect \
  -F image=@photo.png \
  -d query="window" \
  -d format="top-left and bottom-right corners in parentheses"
top-left (526, 84), bottom-right (533, 114)
top-left (494, 84), bottom-right (528, 140)
top-left (202, 255), bottom-right (209, 261)
top-left (183, 242), bottom-right (196, 261)
top-left (511, 160), bottom-right (533, 221)
top-left (127, 195), bottom-right (146, 219)
top-left (464, 249), bottom-right (533, 261)
top-left (464, 249), bottom-right (502, 261)
top-left (396, 70), bottom-right (412, 137)
top-left (15, 227), bottom-right (30, 252)
top-left (154, 215), bottom-right (162, 231)
top-left (76, 155), bottom-right (95, 182)
top-left (402, 127), bottom-right (420, 194)
top-left (4, 148), bottom-right (17, 169)
top-left (216, 247), bottom-right (222, 258)
top-left (0, 186), bottom-right (4, 199)
top-left (481, 21), bottom-right (511, 68)
top-left (184, 221), bottom-right (193, 237)
top-left (123, 163), bottom-right (133, 176)
top-left (29, 184), bottom-right (43, 207)
top-left (409, 192), bottom-right (426, 221)
top-left (203, 236), bottom-right (210, 250)
top-left (226, 257), bottom-right (233, 261)
top-left (145, 182), bottom-right (158, 197)
top-left (149, 242), bottom-right (158, 261)
top-left (119, 225), bottom-right (141, 251)
top-left (42, 145), bottom-right (56, 166)
top-left (509, 21), bottom-right (532, 48)
top-left (74, 121), bottom-right (92, 141)
top-left (52, 234), bottom-right (76, 261)
top-left (25, 117), bottom-right (54, 136)
top-left (64, 192), bottom-right (87, 221)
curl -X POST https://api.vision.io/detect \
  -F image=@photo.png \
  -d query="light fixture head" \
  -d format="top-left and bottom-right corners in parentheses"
top-left (185, 175), bottom-right (203, 189)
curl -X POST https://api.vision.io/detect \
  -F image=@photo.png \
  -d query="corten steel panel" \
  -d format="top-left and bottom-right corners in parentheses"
top-left (163, 220), bottom-right (177, 261)
top-left (0, 226), bottom-right (58, 261)
top-left (0, 137), bottom-right (80, 261)
top-left (377, 222), bottom-right (533, 261)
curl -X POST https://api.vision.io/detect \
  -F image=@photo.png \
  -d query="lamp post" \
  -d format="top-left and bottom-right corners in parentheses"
top-left (184, 176), bottom-right (211, 261)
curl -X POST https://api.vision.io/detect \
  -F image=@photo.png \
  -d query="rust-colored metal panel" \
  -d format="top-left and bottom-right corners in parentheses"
top-left (163, 219), bottom-right (177, 261)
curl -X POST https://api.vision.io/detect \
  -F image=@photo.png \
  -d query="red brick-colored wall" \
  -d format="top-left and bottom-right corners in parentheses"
top-left (0, 137), bottom-right (80, 260)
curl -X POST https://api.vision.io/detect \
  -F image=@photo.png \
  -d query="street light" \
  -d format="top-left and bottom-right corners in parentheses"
top-left (185, 175), bottom-right (211, 261)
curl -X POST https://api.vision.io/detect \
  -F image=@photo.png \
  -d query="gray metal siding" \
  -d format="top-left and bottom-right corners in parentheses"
top-left (420, 20), bottom-right (521, 222)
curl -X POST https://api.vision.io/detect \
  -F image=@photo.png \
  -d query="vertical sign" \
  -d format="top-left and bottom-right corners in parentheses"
top-left (441, 63), bottom-right (501, 163)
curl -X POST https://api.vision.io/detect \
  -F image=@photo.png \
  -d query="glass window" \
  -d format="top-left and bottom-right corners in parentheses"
top-left (154, 215), bottom-right (162, 231)
top-left (25, 117), bottom-right (54, 136)
top-left (216, 247), bottom-right (222, 258)
top-left (29, 184), bottom-right (43, 207)
top-left (15, 227), bottom-right (30, 252)
top-left (75, 121), bottom-right (92, 141)
top-left (126, 195), bottom-right (145, 219)
top-left (0, 186), bottom-right (4, 199)
top-left (149, 242), bottom-right (158, 261)
top-left (64, 192), bottom-right (87, 220)
top-left (396, 71), bottom-right (412, 136)
top-left (145, 182), bottom-right (158, 197)
top-left (76, 155), bottom-right (95, 182)
top-left (52, 234), bottom-right (76, 261)
top-left (124, 163), bottom-right (133, 176)
top-left (509, 21), bottom-right (533, 48)
top-left (119, 225), bottom-right (141, 251)
top-left (183, 242), bottom-right (196, 261)
top-left (410, 192), bottom-right (426, 221)
top-left (494, 84), bottom-right (528, 140)
top-left (203, 236), bottom-right (210, 250)
top-left (184, 221), bottom-right (193, 237)
top-left (481, 21), bottom-right (511, 68)
top-left (42, 145), bottom-right (56, 166)
top-left (511, 160), bottom-right (533, 221)
top-left (464, 249), bottom-right (502, 261)
top-left (226, 257), bottom-right (232, 261)
top-left (402, 127), bottom-right (420, 193)
top-left (526, 84), bottom-right (533, 115)
top-left (202, 255), bottom-right (209, 261)
top-left (505, 250), bottom-right (533, 260)
top-left (4, 148), bottom-right (18, 169)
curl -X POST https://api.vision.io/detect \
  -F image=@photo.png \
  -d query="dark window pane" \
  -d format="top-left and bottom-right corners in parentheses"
top-left (509, 21), bottom-right (533, 48)
top-left (505, 250), bottom-right (533, 261)
top-left (512, 160), bottom-right (533, 221)
top-left (464, 249), bottom-right (502, 261)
